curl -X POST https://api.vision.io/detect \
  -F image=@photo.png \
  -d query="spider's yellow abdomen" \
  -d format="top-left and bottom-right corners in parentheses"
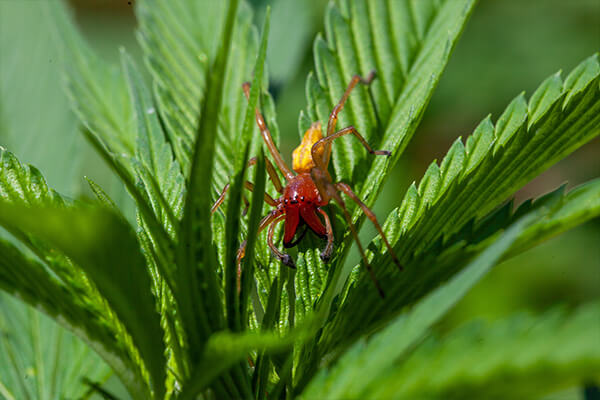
top-left (292, 122), bottom-right (323, 173)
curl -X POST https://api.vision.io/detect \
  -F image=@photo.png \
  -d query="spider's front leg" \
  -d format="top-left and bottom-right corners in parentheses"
top-left (326, 70), bottom-right (376, 137)
top-left (211, 156), bottom-right (283, 215)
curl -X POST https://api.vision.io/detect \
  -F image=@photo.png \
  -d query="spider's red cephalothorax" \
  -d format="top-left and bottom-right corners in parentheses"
top-left (212, 71), bottom-right (402, 297)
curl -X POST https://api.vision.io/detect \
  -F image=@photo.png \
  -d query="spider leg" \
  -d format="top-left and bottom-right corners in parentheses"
top-left (317, 208), bottom-right (334, 262)
top-left (310, 170), bottom-right (384, 296)
top-left (211, 180), bottom-right (278, 215)
top-left (248, 156), bottom-right (283, 193)
top-left (336, 182), bottom-right (403, 271)
top-left (242, 194), bottom-right (250, 217)
top-left (236, 209), bottom-right (281, 272)
top-left (315, 70), bottom-right (375, 169)
top-left (242, 83), bottom-right (295, 180)
top-left (268, 214), bottom-right (296, 268)
top-left (330, 192), bottom-right (384, 298)
top-left (242, 182), bottom-right (277, 206)
top-left (211, 183), bottom-right (230, 215)
top-left (312, 125), bottom-right (390, 171)
top-left (327, 71), bottom-right (376, 137)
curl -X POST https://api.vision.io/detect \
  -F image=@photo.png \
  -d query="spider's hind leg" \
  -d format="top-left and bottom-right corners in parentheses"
top-left (333, 192), bottom-right (385, 298)
top-left (312, 172), bottom-right (384, 297)
top-left (336, 182), bottom-right (403, 271)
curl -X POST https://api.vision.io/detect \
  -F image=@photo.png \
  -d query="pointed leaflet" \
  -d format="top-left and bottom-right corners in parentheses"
top-left (137, 1), bottom-right (282, 288)
top-left (304, 0), bottom-right (476, 193)
top-left (121, 50), bottom-right (185, 231)
top-left (368, 302), bottom-right (600, 399)
top-left (1, 146), bottom-right (151, 397)
top-left (400, 55), bottom-right (599, 257)
top-left (45, 2), bottom-right (135, 162)
top-left (301, 215), bottom-right (534, 399)
top-left (508, 178), bottom-right (600, 256)
top-left (179, 319), bottom-right (315, 400)
top-left (296, 0), bottom-right (476, 316)
top-left (175, 0), bottom-right (239, 365)
top-left (0, 147), bottom-right (107, 330)
top-left (225, 9), bottom-right (271, 332)
top-left (0, 294), bottom-right (111, 400)
top-left (0, 237), bottom-right (150, 399)
top-left (136, 0), bottom-right (274, 191)
top-left (0, 203), bottom-right (166, 399)
top-left (47, 0), bottom-right (174, 270)
top-left (323, 181), bottom-right (600, 356)
top-left (239, 151), bottom-right (266, 330)
top-left (323, 54), bottom-right (600, 352)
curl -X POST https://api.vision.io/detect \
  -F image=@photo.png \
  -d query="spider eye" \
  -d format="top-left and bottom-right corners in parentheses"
top-left (301, 196), bottom-right (305, 202)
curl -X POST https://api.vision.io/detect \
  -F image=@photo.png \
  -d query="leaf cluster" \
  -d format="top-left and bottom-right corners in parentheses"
top-left (0, 0), bottom-right (598, 399)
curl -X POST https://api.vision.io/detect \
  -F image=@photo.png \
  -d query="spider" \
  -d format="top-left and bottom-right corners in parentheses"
top-left (212, 71), bottom-right (402, 296)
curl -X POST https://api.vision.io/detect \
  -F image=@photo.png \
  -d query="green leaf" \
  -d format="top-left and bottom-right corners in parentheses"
top-left (85, 176), bottom-right (122, 216)
top-left (368, 302), bottom-right (600, 399)
top-left (0, 237), bottom-right (146, 399)
top-left (0, 147), bottom-right (65, 207)
top-left (403, 55), bottom-right (600, 251)
top-left (323, 179), bottom-right (600, 359)
top-left (137, 0), bottom-right (274, 190)
top-left (323, 54), bottom-right (600, 353)
top-left (300, 214), bottom-right (534, 399)
top-left (0, 148), bottom-right (94, 317)
top-left (0, 203), bottom-right (166, 399)
top-left (46, 3), bottom-right (135, 161)
top-left (239, 151), bottom-right (266, 331)
top-left (508, 178), bottom-right (600, 256)
top-left (225, 9), bottom-right (270, 333)
top-left (305, 0), bottom-right (476, 191)
top-left (121, 50), bottom-right (185, 232)
top-left (0, 1), bottom-right (83, 196)
top-left (225, 145), bottom-right (250, 332)
top-left (175, 0), bottom-right (239, 369)
top-left (0, 294), bottom-right (112, 400)
top-left (46, 0), bottom-right (174, 281)
top-left (179, 325), bottom-right (305, 400)
top-left (297, 0), bottom-right (477, 320)
top-left (0, 148), bottom-right (139, 389)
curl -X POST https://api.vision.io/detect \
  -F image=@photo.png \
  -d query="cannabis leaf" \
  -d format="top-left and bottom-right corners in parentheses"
top-left (320, 55), bottom-right (600, 355)
top-left (137, 0), bottom-right (277, 190)
top-left (301, 214), bottom-right (535, 398)
top-left (368, 302), bottom-right (600, 399)
top-left (0, 148), bottom-right (156, 398)
top-left (293, 0), bottom-right (477, 321)
top-left (0, 294), bottom-right (111, 400)
top-left (0, 0), bottom-right (598, 399)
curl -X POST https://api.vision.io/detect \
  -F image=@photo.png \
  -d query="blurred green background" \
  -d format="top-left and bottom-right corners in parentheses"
top-left (1, 0), bottom-right (598, 397)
